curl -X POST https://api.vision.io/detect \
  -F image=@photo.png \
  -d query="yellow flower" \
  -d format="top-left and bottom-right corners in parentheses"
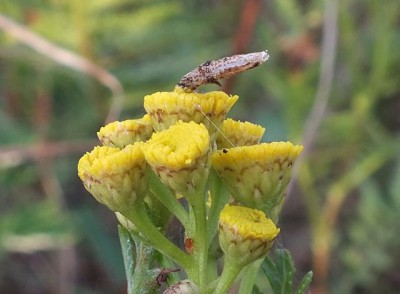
top-left (77, 143), bottom-right (148, 212)
top-left (143, 86), bottom-right (238, 136)
top-left (216, 118), bottom-right (265, 149)
top-left (142, 121), bottom-right (210, 195)
top-left (97, 114), bottom-right (153, 148)
top-left (212, 142), bottom-right (303, 219)
top-left (219, 205), bottom-right (279, 266)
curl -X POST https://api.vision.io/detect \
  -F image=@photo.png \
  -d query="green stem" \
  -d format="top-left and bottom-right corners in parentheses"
top-left (207, 169), bottom-right (230, 246)
top-left (190, 189), bottom-right (208, 292)
top-left (122, 205), bottom-right (192, 272)
top-left (148, 170), bottom-right (189, 228)
top-left (214, 258), bottom-right (242, 294)
top-left (238, 259), bottom-right (263, 294)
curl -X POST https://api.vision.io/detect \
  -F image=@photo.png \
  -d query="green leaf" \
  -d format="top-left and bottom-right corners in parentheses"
top-left (262, 249), bottom-right (312, 294)
top-left (252, 285), bottom-right (263, 294)
top-left (296, 271), bottom-right (313, 294)
top-left (261, 255), bottom-right (281, 294)
top-left (74, 207), bottom-right (125, 280)
top-left (278, 249), bottom-right (295, 293)
top-left (118, 225), bottom-right (136, 294)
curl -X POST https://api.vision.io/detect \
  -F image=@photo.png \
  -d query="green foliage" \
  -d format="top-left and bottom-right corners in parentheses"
top-left (262, 249), bottom-right (313, 294)
top-left (0, 200), bottom-right (75, 255)
top-left (338, 161), bottom-right (400, 293)
top-left (74, 207), bottom-right (125, 280)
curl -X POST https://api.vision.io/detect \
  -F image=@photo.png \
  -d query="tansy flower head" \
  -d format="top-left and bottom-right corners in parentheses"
top-left (216, 118), bottom-right (265, 149)
top-left (143, 86), bottom-right (238, 136)
top-left (142, 121), bottom-right (211, 195)
top-left (219, 205), bottom-right (279, 266)
top-left (97, 114), bottom-right (153, 148)
top-left (212, 142), bottom-right (303, 219)
top-left (77, 143), bottom-right (148, 212)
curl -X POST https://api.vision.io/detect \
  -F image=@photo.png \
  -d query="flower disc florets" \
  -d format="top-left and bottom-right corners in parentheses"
top-left (142, 121), bottom-right (211, 195)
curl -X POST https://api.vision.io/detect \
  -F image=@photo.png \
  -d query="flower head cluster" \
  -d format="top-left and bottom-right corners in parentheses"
top-left (77, 82), bottom-right (302, 293)
top-left (77, 87), bottom-right (238, 212)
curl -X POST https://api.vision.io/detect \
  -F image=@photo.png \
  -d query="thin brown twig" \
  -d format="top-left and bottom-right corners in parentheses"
top-left (287, 0), bottom-right (338, 195)
top-left (285, 1), bottom-right (338, 293)
top-left (0, 140), bottom-right (97, 168)
top-left (0, 14), bottom-right (124, 123)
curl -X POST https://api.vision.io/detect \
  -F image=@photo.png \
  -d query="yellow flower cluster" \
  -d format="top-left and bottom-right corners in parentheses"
top-left (77, 84), bottom-right (303, 279)
top-left (78, 86), bottom-right (238, 209)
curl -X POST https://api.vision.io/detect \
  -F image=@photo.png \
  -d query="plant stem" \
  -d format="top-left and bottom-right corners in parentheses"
top-left (122, 205), bottom-right (192, 272)
top-left (214, 257), bottom-right (241, 294)
top-left (207, 169), bottom-right (229, 246)
top-left (148, 170), bottom-right (189, 228)
top-left (190, 189), bottom-right (208, 292)
top-left (238, 259), bottom-right (263, 294)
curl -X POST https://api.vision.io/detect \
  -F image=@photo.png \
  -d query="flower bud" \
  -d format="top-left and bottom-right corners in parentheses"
top-left (216, 118), bottom-right (265, 149)
top-left (144, 86), bottom-right (238, 136)
top-left (142, 121), bottom-right (210, 196)
top-left (97, 114), bottom-right (153, 148)
top-left (218, 205), bottom-right (279, 267)
top-left (212, 142), bottom-right (302, 218)
top-left (77, 143), bottom-right (148, 212)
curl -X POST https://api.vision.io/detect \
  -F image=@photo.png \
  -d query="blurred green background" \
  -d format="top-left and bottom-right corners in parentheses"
top-left (1, 0), bottom-right (399, 293)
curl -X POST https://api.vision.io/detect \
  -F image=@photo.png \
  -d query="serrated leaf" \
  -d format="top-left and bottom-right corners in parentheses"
top-left (262, 249), bottom-right (301, 294)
